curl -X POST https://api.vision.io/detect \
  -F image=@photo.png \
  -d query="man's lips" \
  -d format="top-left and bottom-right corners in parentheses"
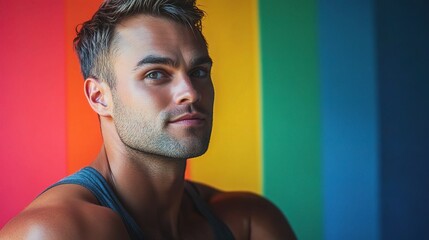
top-left (168, 113), bottom-right (206, 126)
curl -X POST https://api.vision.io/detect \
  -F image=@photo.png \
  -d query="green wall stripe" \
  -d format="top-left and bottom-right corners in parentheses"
top-left (259, 0), bottom-right (322, 239)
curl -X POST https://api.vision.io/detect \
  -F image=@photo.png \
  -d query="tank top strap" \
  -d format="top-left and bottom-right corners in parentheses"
top-left (184, 181), bottom-right (235, 240)
top-left (43, 167), bottom-right (145, 240)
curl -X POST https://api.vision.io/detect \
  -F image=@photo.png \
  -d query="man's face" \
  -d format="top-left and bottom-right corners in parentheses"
top-left (110, 15), bottom-right (214, 159)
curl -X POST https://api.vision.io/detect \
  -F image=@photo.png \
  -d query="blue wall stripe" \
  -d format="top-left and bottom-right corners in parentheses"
top-left (377, 0), bottom-right (429, 239)
top-left (319, 0), bottom-right (379, 239)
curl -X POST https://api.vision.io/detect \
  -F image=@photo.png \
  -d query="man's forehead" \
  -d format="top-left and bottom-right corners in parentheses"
top-left (110, 14), bottom-right (208, 69)
top-left (115, 15), bottom-right (202, 43)
top-left (113, 14), bottom-right (207, 54)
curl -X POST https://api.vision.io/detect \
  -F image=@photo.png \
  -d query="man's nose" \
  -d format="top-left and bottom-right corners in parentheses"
top-left (173, 74), bottom-right (200, 105)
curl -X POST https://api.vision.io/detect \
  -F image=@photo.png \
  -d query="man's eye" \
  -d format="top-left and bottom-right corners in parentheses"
top-left (190, 69), bottom-right (209, 78)
top-left (145, 71), bottom-right (166, 80)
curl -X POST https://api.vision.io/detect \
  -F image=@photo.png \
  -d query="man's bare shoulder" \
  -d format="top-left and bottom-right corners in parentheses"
top-left (190, 181), bottom-right (297, 240)
top-left (0, 184), bottom-right (128, 240)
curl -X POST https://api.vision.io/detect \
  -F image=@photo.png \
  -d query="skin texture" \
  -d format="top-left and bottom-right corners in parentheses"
top-left (0, 15), bottom-right (296, 240)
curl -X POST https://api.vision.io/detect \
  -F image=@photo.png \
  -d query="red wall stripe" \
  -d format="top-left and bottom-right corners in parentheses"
top-left (0, 0), bottom-right (66, 226)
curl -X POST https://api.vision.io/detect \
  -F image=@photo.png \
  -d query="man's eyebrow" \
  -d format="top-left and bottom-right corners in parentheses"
top-left (190, 56), bottom-right (213, 67)
top-left (133, 55), bottom-right (177, 71)
top-left (133, 55), bottom-right (213, 71)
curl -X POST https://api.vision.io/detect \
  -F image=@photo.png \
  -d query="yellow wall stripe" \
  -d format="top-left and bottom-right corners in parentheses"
top-left (190, 0), bottom-right (262, 193)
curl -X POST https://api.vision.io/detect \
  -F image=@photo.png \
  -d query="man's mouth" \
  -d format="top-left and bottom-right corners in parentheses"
top-left (168, 113), bottom-right (206, 127)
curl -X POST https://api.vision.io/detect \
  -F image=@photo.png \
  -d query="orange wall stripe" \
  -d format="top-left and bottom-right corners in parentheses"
top-left (65, 0), bottom-right (103, 173)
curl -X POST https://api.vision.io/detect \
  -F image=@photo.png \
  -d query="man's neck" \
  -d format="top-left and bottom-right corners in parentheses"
top-left (91, 143), bottom-right (187, 238)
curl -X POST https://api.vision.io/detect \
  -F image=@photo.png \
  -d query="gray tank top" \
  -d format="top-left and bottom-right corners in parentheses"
top-left (44, 167), bottom-right (235, 240)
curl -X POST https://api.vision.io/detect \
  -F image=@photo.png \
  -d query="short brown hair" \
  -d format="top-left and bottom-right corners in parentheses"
top-left (74, 0), bottom-right (205, 87)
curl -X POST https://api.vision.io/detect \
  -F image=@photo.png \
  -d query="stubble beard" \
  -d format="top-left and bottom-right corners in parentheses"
top-left (112, 94), bottom-right (212, 159)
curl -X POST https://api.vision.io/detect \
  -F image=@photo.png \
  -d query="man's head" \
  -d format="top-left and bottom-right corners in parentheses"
top-left (74, 0), bottom-right (205, 88)
top-left (79, 0), bottom-right (214, 160)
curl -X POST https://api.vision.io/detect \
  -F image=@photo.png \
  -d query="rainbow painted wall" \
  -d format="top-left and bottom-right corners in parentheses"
top-left (1, 1), bottom-right (428, 239)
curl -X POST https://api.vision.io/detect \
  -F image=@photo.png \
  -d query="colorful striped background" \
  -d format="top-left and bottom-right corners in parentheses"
top-left (1, 1), bottom-right (428, 239)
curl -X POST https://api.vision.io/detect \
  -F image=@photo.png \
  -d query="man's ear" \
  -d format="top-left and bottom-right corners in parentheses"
top-left (84, 78), bottom-right (112, 117)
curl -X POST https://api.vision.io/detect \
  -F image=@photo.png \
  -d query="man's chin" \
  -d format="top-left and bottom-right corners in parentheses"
top-left (175, 140), bottom-right (210, 159)
top-left (175, 144), bottom-right (209, 159)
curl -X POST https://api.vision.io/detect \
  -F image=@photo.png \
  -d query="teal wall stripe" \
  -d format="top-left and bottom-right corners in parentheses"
top-left (259, 0), bottom-right (322, 239)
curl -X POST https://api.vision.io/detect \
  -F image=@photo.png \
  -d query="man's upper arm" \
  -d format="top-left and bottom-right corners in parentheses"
top-left (246, 194), bottom-right (296, 240)
top-left (0, 204), bottom-right (128, 240)
top-left (0, 207), bottom-right (83, 239)
top-left (206, 186), bottom-right (296, 240)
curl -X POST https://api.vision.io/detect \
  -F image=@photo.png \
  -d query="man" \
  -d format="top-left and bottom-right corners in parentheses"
top-left (0, 0), bottom-right (296, 239)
